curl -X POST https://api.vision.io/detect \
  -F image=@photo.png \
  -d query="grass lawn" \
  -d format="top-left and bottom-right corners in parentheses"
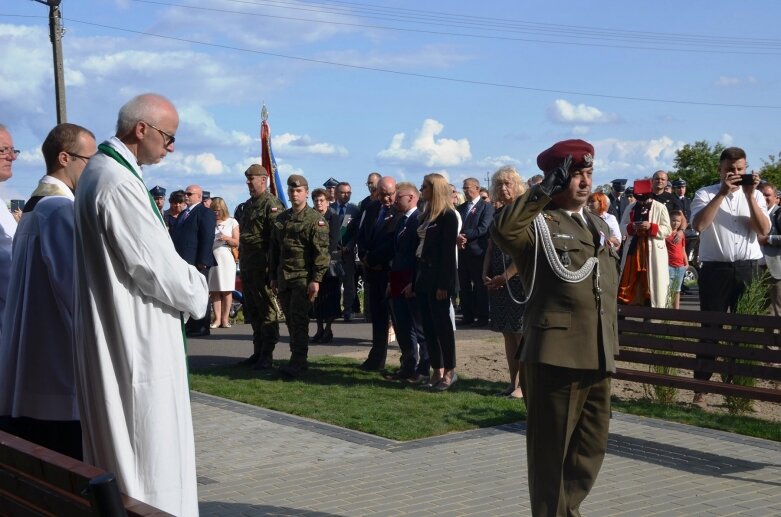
top-left (612, 398), bottom-right (780, 442)
top-left (190, 356), bottom-right (779, 443)
top-left (190, 356), bottom-right (525, 441)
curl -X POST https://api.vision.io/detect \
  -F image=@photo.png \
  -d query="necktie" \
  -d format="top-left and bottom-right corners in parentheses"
top-left (396, 215), bottom-right (408, 241)
top-left (339, 205), bottom-right (345, 217)
top-left (374, 206), bottom-right (387, 231)
top-left (571, 212), bottom-right (587, 230)
top-left (180, 208), bottom-right (191, 223)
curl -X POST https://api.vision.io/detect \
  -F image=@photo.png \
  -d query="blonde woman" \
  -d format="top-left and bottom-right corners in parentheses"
top-left (415, 173), bottom-right (459, 390)
top-left (208, 197), bottom-right (240, 328)
top-left (483, 167), bottom-right (526, 399)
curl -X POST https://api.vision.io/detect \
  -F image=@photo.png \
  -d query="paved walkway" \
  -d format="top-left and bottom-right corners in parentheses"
top-left (188, 311), bottom-right (781, 516)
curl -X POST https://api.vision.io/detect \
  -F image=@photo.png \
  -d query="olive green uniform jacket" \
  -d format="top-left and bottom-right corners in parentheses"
top-left (491, 186), bottom-right (619, 372)
top-left (269, 206), bottom-right (330, 290)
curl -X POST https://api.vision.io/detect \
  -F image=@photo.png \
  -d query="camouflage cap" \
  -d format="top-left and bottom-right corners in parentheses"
top-left (245, 164), bottom-right (268, 177)
top-left (287, 174), bottom-right (308, 188)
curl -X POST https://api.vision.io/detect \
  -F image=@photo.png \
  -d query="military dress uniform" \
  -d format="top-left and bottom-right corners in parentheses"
top-left (492, 140), bottom-right (619, 517)
top-left (270, 177), bottom-right (330, 375)
top-left (239, 170), bottom-right (284, 368)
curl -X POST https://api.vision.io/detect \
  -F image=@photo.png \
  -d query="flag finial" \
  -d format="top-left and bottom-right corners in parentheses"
top-left (261, 103), bottom-right (269, 122)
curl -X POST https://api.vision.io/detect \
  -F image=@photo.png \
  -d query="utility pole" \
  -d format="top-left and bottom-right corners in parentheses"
top-left (34, 0), bottom-right (67, 123)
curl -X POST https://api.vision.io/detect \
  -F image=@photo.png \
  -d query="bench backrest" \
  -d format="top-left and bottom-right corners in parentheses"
top-left (0, 430), bottom-right (170, 516)
top-left (615, 305), bottom-right (781, 403)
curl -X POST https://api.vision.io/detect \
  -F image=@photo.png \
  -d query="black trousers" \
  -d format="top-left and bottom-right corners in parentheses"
top-left (458, 251), bottom-right (489, 322)
top-left (416, 266), bottom-right (456, 370)
top-left (364, 269), bottom-right (390, 369)
top-left (695, 260), bottom-right (758, 381)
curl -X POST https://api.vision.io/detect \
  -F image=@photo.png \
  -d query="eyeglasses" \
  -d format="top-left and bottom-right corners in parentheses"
top-left (397, 193), bottom-right (414, 200)
top-left (0, 147), bottom-right (20, 159)
top-left (67, 152), bottom-right (92, 162)
top-left (184, 192), bottom-right (194, 196)
top-left (144, 122), bottom-right (176, 147)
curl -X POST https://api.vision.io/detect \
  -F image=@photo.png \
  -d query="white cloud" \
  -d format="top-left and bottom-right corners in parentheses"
top-left (157, 152), bottom-right (227, 176)
top-left (473, 155), bottom-right (522, 169)
top-left (547, 99), bottom-right (618, 124)
top-left (378, 119), bottom-right (471, 167)
top-left (714, 75), bottom-right (759, 87)
top-left (572, 126), bottom-right (590, 135)
top-left (593, 136), bottom-right (684, 179)
top-left (272, 133), bottom-right (348, 157)
top-left (719, 133), bottom-right (734, 146)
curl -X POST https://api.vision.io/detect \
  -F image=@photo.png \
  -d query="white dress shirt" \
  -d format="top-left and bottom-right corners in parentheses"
top-left (691, 183), bottom-right (769, 262)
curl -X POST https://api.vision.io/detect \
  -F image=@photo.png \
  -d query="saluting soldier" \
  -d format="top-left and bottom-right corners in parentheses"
top-left (492, 139), bottom-right (619, 517)
top-left (270, 174), bottom-right (330, 377)
top-left (237, 164), bottom-right (284, 369)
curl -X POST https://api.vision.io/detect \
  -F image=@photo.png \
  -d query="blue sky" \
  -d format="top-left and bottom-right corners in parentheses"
top-left (2, 0), bottom-right (780, 211)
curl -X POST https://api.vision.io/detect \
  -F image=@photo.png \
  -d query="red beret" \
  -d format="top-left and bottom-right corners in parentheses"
top-left (537, 139), bottom-right (595, 173)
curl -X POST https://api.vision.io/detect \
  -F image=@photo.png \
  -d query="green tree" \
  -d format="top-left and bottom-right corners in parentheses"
top-left (671, 140), bottom-right (725, 193)
top-left (760, 152), bottom-right (781, 187)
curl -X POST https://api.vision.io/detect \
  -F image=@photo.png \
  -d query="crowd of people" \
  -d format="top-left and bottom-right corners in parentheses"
top-left (0, 90), bottom-right (778, 516)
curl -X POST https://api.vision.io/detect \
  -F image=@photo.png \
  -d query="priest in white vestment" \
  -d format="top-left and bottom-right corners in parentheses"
top-left (73, 94), bottom-right (207, 516)
top-left (0, 123), bottom-right (96, 460)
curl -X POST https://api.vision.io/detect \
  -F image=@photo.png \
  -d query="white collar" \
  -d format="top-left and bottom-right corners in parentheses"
top-left (37, 175), bottom-right (75, 201)
top-left (404, 206), bottom-right (418, 217)
top-left (106, 136), bottom-right (144, 178)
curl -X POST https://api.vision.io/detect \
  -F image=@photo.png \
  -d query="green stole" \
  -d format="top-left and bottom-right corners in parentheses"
top-left (98, 143), bottom-right (189, 357)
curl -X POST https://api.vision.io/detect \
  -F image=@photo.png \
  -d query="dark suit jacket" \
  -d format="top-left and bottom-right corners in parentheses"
top-left (608, 192), bottom-right (629, 222)
top-left (332, 202), bottom-right (360, 250)
top-left (417, 209), bottom-right (459, 293)
top-left (171, 202), bottom-right (217, 267)
top-left (391, 209), bottom-right (421, 273)
top-left (457, 198), bottom-right (494, 256)
top-left (356, 200), bottom-right (399, 271)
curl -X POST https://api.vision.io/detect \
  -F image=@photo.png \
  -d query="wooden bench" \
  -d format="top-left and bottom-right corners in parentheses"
top-left (0, 430), bottom-right (170, 516)
top-left (615, 305), bottom-right (781, 403)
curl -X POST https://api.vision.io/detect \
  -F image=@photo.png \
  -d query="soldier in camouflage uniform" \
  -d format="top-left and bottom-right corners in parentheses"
top-left (238, 164), bottom-right (284, 369)
top-left (270, 174), bottom-right (330, 377)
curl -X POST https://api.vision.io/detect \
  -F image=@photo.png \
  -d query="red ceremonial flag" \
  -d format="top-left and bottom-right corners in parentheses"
top-left (260, 105), bottom-right (288, 207)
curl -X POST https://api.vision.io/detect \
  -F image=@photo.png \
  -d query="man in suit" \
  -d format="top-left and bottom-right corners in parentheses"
top-left (492, 139), bottom-right (619, 517)
top-left (333, 181), bottom-right (360, 321)
top-left (673, 179), bottom-right (692, 222)
top-left (457, 177), bottom-right (495, 327)
top-left (387, 182), bottom-right (428, 382)
top-left (172, 184), bottom-right (217, 336)
top-left (345, 171), bottom-right (382, 320)
top-left (356, 176), bottom-right (398, 371)
top-left (607, 178), bottom-right (628, 222)
top-left (759, 182), bottom-right (781, 316)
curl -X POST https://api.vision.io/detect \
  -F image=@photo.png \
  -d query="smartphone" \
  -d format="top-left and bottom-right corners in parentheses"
top-left (9, 199), bottom-right (24, 211)
top-left (740, 174), bottom-right (754, 186)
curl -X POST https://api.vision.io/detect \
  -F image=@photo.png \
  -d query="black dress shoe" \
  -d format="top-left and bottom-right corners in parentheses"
top-left (279, 362), bottom-right (308, 378)
top-left (187, 329), bottom-right (210, 337)
top-left (252, 356), bottom-right (273, 370)
top-left (320, 330), bottom-right (333, 343)
top-left (311, 329), bottom-right (324, 343)
top-left (358, 362), bottom-right (382, 372)
top-left (237, 353), bottom-right (259, 366)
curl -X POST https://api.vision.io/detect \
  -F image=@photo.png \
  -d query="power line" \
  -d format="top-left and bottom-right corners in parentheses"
top-left (128, 0), bottom-right (781, 56)
top-left (52, 16), bottom-right (781, 110)
top-left (217, 0), bottom-right (781, 49)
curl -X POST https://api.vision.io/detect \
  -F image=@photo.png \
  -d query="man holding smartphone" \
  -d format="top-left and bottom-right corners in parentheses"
top-left (690, 146), bottom-right (769, 406)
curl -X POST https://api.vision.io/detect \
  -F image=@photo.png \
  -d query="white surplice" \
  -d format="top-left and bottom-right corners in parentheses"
top-left (73, 137), bottom-right (208, 516)
top-left (0, 176), bottom-right (78, 420)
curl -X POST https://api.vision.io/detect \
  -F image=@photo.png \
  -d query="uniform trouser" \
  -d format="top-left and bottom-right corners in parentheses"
top-left (389, 295), bottom-right (429, 376)
top-left (340, 255), bottom-right (356, 315)
top-left (416, 277), bottom-right (456, 370)
top-left (458, 251), bottom-right (489, 322)
top-left (524, 363), bottom-right (611, 517)
top-left (364, 269), bottom-right (390, 368)
top-left (241, 266), bottom-right (280, 358)
top-left (696, 260), bottom-right (757, 382)
top-left (278, 282), bottom-right (312, 364)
